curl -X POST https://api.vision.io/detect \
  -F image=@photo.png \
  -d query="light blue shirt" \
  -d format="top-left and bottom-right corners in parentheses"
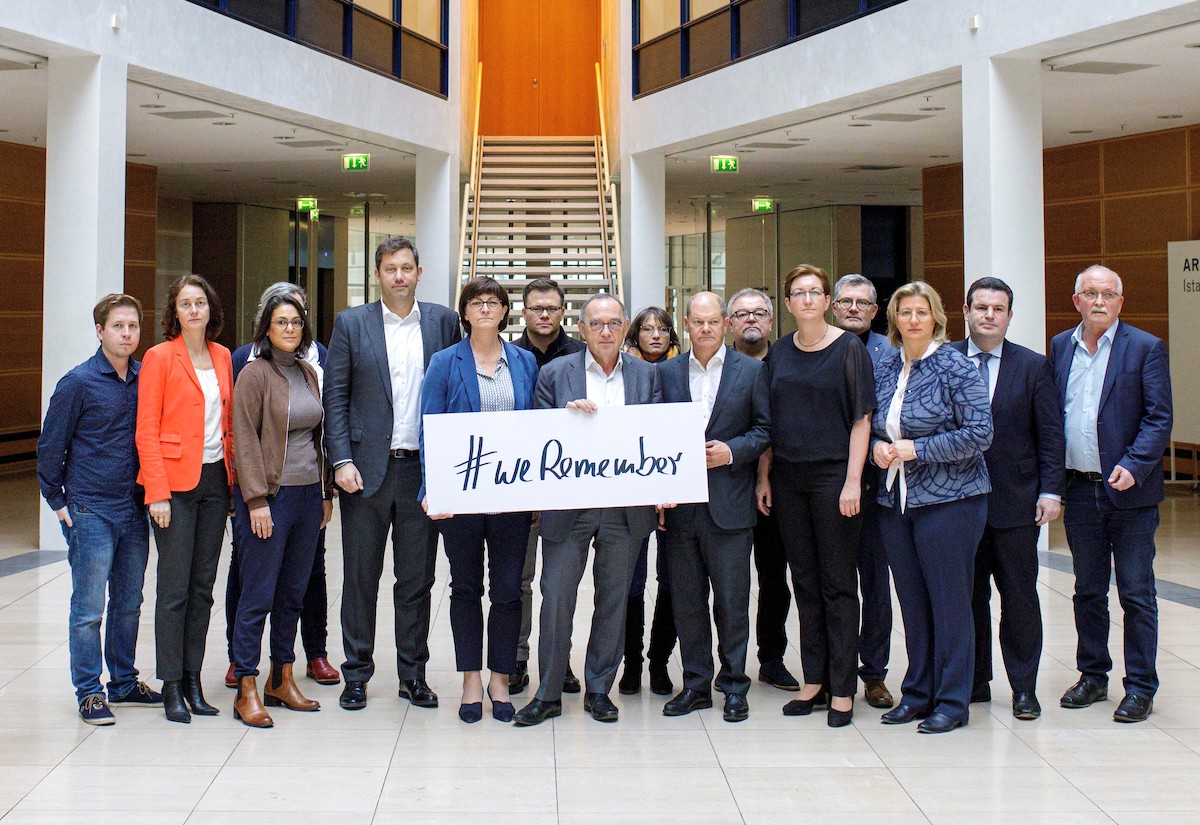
top-left (1064, 320), bottom-right (1119, 473)
top-left (966, 339), bottom-right (1003, 402)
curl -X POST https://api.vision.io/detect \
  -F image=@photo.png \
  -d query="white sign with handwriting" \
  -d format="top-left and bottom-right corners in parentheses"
top-left (422, 403), bottom-right (710, 515)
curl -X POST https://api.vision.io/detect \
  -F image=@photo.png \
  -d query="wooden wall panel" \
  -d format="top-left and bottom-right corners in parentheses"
top-left (1103, 192), bottom-right (1188, 254)
top-left (1103, 130), bottom-right (1188, 194)
top-left (1190, 127), bottom-right (1200, 186)
top-left (1044, 201), bottom-right (1101, 258)
top-left (922, 165), bottom-right (962, 215)
top-left (1045, 143), bottom-right (1101, 201)
top-left (0, 201), bottom-right (46, 257)
top-left (922, 212), bottom-right (963, 264)
top-left (0, 142), bottom-right (46, 200)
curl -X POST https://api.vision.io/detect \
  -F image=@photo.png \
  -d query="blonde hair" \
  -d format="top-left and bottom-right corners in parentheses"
top-left (885, 281), bottom-right (949, 349)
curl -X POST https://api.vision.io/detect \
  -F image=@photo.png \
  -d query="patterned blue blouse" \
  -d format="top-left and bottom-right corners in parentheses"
top-left (870, 343), bottom-right (993, 508)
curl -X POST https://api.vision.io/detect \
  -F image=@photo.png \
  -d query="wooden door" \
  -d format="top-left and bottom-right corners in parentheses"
top-left (478, 0), bottom-right (600, 136)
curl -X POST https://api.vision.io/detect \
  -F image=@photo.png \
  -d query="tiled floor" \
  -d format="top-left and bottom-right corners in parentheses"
top-left (3, 469), bottom-right (1200, 823)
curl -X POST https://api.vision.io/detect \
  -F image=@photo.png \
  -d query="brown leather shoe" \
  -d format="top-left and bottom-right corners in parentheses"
top-left (264, 662), bottom-right (320, 712)
top-left (306, 657), bottom-right (341, 685)
top-left (233, 676), bottom-right (273, 728)
top-left (863, 679), bottom-right (895, 709)
top-left (225, 662), bottom-right (237, 689)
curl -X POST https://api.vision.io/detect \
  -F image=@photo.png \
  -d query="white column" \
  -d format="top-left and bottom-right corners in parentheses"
top-left (41, 54), bottom-right (128, 551)
top-left (622, 151), bottom-right (666, 315)
top-left (415, 148), bottom-right (456, 308)
top-left (961, 56), bottom-right (1045, 352)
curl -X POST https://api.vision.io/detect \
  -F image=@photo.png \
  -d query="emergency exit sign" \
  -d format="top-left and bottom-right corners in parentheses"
top-left (752, 197), bottom-right (773, 212)
top-left (710, 155), bottom-right (739, 173)
top-left (297, 197), bottom-right (317, 212)
top-left (342, 153), bottom-right (370, 171)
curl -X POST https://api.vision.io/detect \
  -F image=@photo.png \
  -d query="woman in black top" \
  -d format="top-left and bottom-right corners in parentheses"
top-left (757, 264), bottom-right (875, 727)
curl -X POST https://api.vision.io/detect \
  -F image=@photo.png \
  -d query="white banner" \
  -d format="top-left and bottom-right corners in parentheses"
top-left (423, 402), bottom-right (710, 515)
top-left (1168, 240), bottom-right (1200, 444)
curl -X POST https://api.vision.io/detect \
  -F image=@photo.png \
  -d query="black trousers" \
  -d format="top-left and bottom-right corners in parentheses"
top-left (772, 459), bottom-right (862, 698)
top-left (751, 509), bottom-right (791, 665)
top-left (972, 523), bottom-right (1043, 693)
top-left (857, 491), bottom-right (892, 682)
top-left (152, 461), bottom-right (229, 681)
top-left (438, 511), bottom-right (532, 674)
top-left (339, 454), bottom-right (438, 682)
top-left (231, 483), bottom-right (322, 677)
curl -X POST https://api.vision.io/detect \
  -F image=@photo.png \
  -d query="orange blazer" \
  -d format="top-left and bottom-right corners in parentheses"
top-left (136, 336), bottom-right (234, 503)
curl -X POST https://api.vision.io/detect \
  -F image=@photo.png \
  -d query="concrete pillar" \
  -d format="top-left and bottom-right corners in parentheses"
top-left (415, 148), bottom-right (456, 307)
top-left (622, 151), bottom-right (666, 315)
top-left (961, 56), bottom-right (1046, 352)
top-left (40, 54), bottom-right (128, 551)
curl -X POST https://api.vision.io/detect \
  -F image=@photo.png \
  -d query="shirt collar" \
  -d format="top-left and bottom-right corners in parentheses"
top-left (1071, 318), bottom-right (1119, 349)
top-left (689, 344), bottom-right (726, 371)
top-left (382, 300), bottom-right (421, 325)
top-left (585, 349), bottom-right (623, 377)
top-left (91, 346), bottom-right (139, 377)
top-left (966, 339), bottom-right (1004, 359)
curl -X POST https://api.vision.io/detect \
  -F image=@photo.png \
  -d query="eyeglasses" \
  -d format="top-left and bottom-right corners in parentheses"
top-left (467, 299), bottom-right (504, 311)
top-left (1077, 290), bottom-right (1121, 303)
top-left (586, 319), bottom-right (624, 332)
top-left (789, 289), bottom-right (825, 301)
top-left (834, 298), bottom-right (874, 310)
top-left (731, 309), bottom-right (770, 321)
top-left (271, 318), bottom-right (304, 330)
top-left (524, 304), bottom-right (563, 316)
top-left (640, 326), bottom-right (671, 335)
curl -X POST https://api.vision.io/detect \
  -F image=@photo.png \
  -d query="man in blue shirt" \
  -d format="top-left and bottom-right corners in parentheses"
top-left (37, 294), bottom-right (162, 725)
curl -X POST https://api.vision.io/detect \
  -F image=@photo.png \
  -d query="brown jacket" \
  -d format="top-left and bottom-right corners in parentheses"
top-left (232, 356), bottom-right (329, 510)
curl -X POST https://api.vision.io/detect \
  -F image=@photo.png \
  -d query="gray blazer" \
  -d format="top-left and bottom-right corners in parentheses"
top-left (323, 300), bottom-right (462, 498)
top-left (532, 350), bottom-right (664, 542)
top-left (657, 350), bottom-right (771, 531)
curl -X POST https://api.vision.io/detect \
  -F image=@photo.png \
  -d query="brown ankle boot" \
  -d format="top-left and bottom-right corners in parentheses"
top-left (233, 676), bottom-right (273, 728)
top-left (264, 661), bottom-right (320, 712)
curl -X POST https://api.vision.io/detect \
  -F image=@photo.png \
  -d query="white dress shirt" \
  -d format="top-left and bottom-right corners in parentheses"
top-left (966, 339), bottom-right (1003, 402)
top-left (584, 350), bottom-right (625, 407)
top-left (1064, 320), bottom-right (1118, 473)
top-left (383, 301), bottom-right (424, 450)
top-left (689, 344), bottom-right (725, 427)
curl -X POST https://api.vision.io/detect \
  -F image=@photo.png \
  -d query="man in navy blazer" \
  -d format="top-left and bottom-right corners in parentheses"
top-left (513, 294), bottom-right (664, 727)
top-left (1050, 264), bottom-right (1173, 724)
top-left (323, 237), bottom-right (461, 711)
top-left (657, 292), bottom-right (770, 723)
top-left (951, 277), bottom-right (1065, 721)
top-left (831, 274), bottom-right (897, 709)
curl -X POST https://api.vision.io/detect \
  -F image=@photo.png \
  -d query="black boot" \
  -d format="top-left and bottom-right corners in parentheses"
top-left (182, 671), bottom-right (220, 716)
top-left (162, 680), bottom-right (191, 724)
top-left (647, 586), bottom-right (677, 666)
top-left (619, 594), bottom-right (645, 695)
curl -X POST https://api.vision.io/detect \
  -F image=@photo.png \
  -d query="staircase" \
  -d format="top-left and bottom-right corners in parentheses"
top-left (459, 135), bottom-right (621, 336)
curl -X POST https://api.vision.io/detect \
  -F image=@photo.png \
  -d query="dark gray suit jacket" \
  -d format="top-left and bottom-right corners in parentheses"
top-left (532, 350), bottom-right (663, 543)
top-left (323, 300), bottom-right (461, 498)
top-left (658, 349), bottom-right (771, 531)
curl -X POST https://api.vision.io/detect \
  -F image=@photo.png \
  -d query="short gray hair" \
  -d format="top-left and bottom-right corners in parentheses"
top-left (580, 292), bottom-right (626, 323)
top-left (1074, 265), bottom-right (1124, 296)
top-left (727, 287), bottom-right (773, 317)
top-left (833, 274), bottom-right (878, 304)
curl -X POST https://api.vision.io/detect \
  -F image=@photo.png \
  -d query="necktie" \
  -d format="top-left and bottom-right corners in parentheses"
top-left (977, 352), bottom-right (991, 392)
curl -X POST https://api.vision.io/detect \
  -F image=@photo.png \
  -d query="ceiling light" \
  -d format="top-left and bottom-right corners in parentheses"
top-left (1068, 129), bottom-right (1093, 134)
top-left (274, 135), bottom-right (295, 140)
top-left (215, 168), bottom-right (232, 173)
top-left (849, 123), bottom-right (871, 127)
top-left (139, 103), bottom-right (166, 109)
top-left (212, 121), bottom-right (236, 126)
top-left (918, 106), bottom-right (945, 112)
top-left (1157, 114), bottom-right (1183, 119)
top-left (928, 154), bottom-right (950, 159)
top-left (1185, 43), bottom-right (1200, 48)
top-left (127, 152), bottom-right (147, 157)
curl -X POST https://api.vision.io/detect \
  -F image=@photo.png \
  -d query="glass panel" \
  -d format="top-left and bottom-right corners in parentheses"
top-left (639, 0), bottom-right (678, 43)
top-left (226, 0), bottom-right (287, 32)
top-left (353, 8), bottom-right (394, 74)
top-left (356, 0), bottom-right (393, 19)
top-left (687, 8), bottom-right (730, 76)
top-left (636, 30), bottom-right (681, 94)
top-left (797, 0), bottom-right (860, 34)
top-left (689, 0), bottom-right (728, 20)
top-left (400, 29), bottom-right (443, 94)
top-left (739, 0), bottom-right (788, 57)
top-left (297, 0), bottom-right (345, 54)
top-left (401, 0), bottom-right (442, 42)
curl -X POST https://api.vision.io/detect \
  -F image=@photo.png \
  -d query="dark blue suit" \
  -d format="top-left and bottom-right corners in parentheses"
top-left (658, 349), bottom-right (770, 695)
top-left (950, 339), bottom-right (1065, 695)
top-left (1049, 321), bottom-right (1172, 697)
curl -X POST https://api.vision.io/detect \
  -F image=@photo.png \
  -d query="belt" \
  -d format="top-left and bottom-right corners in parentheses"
top-left (1067, 469), bottom-right (1104, 483)
top-left (390, 448), bottom-right (420, 459)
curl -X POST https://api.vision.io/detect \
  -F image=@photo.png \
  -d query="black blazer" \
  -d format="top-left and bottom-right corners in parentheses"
top-left (657, 350), bottom-right (770, 531)
top-left (950, 339), bottom-right (1065, 529)
top-left (532, 350), bottom-right (664, 542)
top-left (323, 300), bottom-right (462, 498)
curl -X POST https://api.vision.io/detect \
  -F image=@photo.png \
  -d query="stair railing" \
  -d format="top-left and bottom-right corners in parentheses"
top-left (595, 62), bottom-right (624, 306)
top-left (455, 61), bottom-right (484, 309)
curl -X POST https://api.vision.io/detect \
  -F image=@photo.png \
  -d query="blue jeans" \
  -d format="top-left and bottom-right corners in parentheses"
top-left (1063, 477), bottom-right (1160, 696)
top-left (65, 504), bottom-right (150, 702)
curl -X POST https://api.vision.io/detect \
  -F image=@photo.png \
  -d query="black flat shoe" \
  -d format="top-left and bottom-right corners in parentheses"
top-left (583, 692), bottom-right (619, 723)
top-left (880, 703), bottom-right (929, 725)
top-left (758, 660), bottom-right (800, 691)
top-left (459, 701), bottom-right (483, 723)
top-left (399, 678), bottom-right (439, 708)
top-left (917, 711), bottom-right (964, 734)
top-left (1113, 693), bottom-right (1153, 723)
top-left (339, 680), bottom-right (367, 711)
top-left (487, 688), bottom-right (515, 723)
top-left (663, 688), bottom-right (713, 717)
top-left (1060, 676), bottom-right (1107, 709)
top-left (828, 701), bottom-right (854, 728)
top-left (723, 693), bottom-right (749, 723)
top-left (182, 671), bottom-right (220, 716)
top-left (781, 690), bottom-right (829, 717)
top-left (1012, 691), bottom-right (1042, 720)
top-left (513, 698), bottom-right (562, 727)
top-left (508, 662), bottom-right (529, 695)
top-left (162, 680), bottom-right (190, 724)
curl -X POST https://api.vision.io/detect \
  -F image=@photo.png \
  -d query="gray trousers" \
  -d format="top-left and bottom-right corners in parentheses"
top-left (339, 455), bottom-right (438, 682)
top-left (534, 508), bottom-right (641, 701)
top-left (516, 517), bottom-right (539, 662)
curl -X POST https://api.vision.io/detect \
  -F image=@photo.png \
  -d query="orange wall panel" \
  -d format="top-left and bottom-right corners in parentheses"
top-left (1044, 200), bottom-right (1102, 258)
top-left (922, 165), bottom-right (962, 215)
top-left (1103, 192), bottom-right (1188, 254)
top-left (1045, 143), bottom-right (1101, 201)
top-left (1103, 130), bottom-right (1188, 194)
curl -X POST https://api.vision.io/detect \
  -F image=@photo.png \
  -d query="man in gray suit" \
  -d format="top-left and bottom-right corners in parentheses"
top-left (513, 294), bottom-right (664, 726)
top-left (323, 237), bottom-right (461, 711)
top-left (658, 292), bottom-right (770, 722)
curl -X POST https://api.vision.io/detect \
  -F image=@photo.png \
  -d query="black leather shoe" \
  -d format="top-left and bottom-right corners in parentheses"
top-left (757, 660), bottom-right (800, 691)
top-left (513, 698), bottom-right (562, 727)
top-left (663, 688), bottom-right (713, 717)
top-left (723, 693), bottom-right (749, 723)
top-left (618, 663), bottom-right (642, 695)
top-left (508, 661), bottom-right (529, 695)
top-left (880, 703), bottom-right (930, 725)
top-left (648, 662), bottom-right (674, 696)
top-left (162, 680), bottom-right (191, 724)
top-left (399, 679), bottom-right (439, 708)
top-left (339, 680), bottom-right (367, 710)
top-left (970, 683), bottom-right (992, 703)
top-left (1060, 676), bottom-right (1108, 709)
top-left (781, 690), bottom-right (829, 717)
top-left (917, 711), bottom-right (964, 734)
top-left (562, 667), bottom-right (582, 694)
top-left (1113, 693), bottom-right (1153, 723)
top-left (583, 692), bottom-right (619, 723)
top-left (1012, 691), bottom-right (1042, 720)
top-left (182, 671), bottom-right (220, 716)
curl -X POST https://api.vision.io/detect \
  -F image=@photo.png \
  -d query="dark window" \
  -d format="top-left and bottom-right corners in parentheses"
top-left (861, 204), bottom-right (909, 325)
top-left (637, 31), bottom-right (683, 95)
top-left (297, 0), bottom-right (344, 55)
top-left (353, 7), bottom-right (395, 74)
top-left (688, 8), bottom-right (731, 77)
top-left (400, 30), bottom-right (443, 96)
top-left (225, 0), bottom-right (286, 33)
top-left (739, 0), bottom-right (788, 58)
top-left (797, 0), bottom-right (861, 35)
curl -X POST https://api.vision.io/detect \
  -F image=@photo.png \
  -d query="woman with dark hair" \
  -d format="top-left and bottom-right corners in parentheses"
top-left (136, 274), bottom-right (233, 724)
top-left (420, 276), bottom-right (538, 723)
top-left (228, 291), bottom-right (332, 727)
top-left (624, 306), bottom-right (680, 363)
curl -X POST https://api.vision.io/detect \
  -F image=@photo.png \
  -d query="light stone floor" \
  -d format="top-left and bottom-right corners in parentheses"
top-left (2, 469), bottom-right (1200, 823)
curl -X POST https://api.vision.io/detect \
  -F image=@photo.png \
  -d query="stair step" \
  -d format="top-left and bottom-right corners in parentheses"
top-left (465, 277), bottom-right (612, 289)
top-left (473, 223), bottom-right (606, 233)
top-left (473, 238), bottom-right (606, 248)
top-left (468, 265), bottom-right (609, 276)
top-left (475, 251), bottom-right (608, 262)
top-left (483, 136), bottom-right (594, 144)
top-left (479, 192), bottom-right (602, 202)
top-left (482, 156), bottom-right (595, 165)
top-left (480, 180), bottom-right (598, 191)
top-left (475, 205), bottom-right (608, 215)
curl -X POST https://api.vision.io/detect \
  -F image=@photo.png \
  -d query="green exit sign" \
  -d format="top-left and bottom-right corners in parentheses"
top-left (710, 155), bottom-right (739, 173)
top-left (752, 197), bottom-right (774, 212)
top-left (342, 153), bottom-right (370, 171)
top-left (297, 197), bottom-right (317, 212)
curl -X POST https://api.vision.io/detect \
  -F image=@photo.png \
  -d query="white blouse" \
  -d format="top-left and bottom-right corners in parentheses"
top-left (196, 368), bottom-right (224, 464)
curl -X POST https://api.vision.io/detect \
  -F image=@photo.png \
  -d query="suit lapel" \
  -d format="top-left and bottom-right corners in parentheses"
top-left (708, 353), bottom-right (738, 424)
top-left (567, 351), bottom-right (587, 401)
top-left (1054, 335), bottom-right (1071, 401)
top-left (992, 341), bottom-right (1016, 412)
top-left (417, 301), bottom-right (439, 368)
top-left (1098, 323), bottom-right (1128, 413)
top-left (622, 353), bottom-right (640, 405)
top-left (368, 302), bottom-right (393, 406)
top-left (173, 337), bottom-right (201, 392)
top-left (455, 341), bottom-right (481, 411)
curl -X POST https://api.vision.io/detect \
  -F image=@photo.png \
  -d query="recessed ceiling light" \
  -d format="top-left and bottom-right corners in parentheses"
top-left (848, 123), bottom-right (871, 127)
top-left (215, 168), bottom-right (232, 173)
top-left (127, 152), bottom-right (147, 157)
top-left (274, 135), bottom-right (295, 140)
top-left (212, 121), bottom-right (236, 126)
top-left (326, 148), bottom-right (342, 152)
top-left (918, 106), bottom-right (945, 112)
top-left (928, 154), bottom-right (951, 159)
top-left (0, 129), bottom-right (9, 133)
top-left (1157, 114), bottom-right (1183, 119)
top-left (139, 103), bottom-right (166, 109)
top-left (1185, 42), bottom-right (1200, 48)
top-left (1068, 129), bottom-right (1093, 134)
